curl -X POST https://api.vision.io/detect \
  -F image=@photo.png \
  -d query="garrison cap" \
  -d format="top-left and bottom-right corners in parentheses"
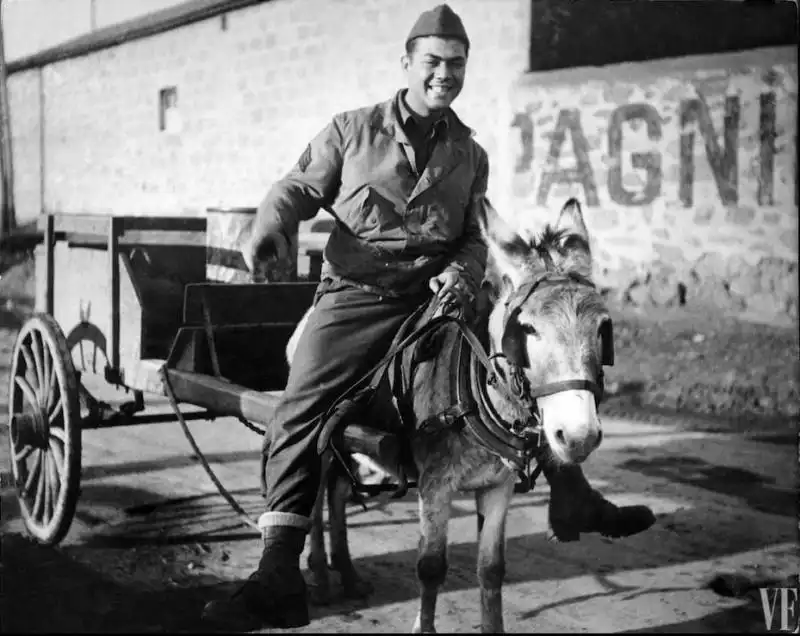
top-left (405, 4), bottom-right (470, 51)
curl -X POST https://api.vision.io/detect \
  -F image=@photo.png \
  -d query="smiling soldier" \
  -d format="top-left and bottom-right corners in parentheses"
top-left (202, 4), bottom-right (655, 630)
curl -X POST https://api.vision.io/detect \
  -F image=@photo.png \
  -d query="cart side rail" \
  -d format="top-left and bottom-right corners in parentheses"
top-left (182, 281), bottom-right (318, 326)
top-left (168, 282), bottom-right (318, 392)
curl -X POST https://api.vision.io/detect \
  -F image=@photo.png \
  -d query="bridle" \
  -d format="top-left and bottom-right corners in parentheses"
top-left (466, 270), bottom-right (613, 473)
top-left (492, 270), bottom-right (611, 405)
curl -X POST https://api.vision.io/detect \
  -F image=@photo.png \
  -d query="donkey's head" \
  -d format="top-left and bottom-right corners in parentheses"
top-left (480, 198), bottom-right (612, 465)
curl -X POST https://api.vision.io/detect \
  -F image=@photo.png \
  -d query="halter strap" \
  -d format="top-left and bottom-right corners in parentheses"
top-left (502, 271), bottom-right (596, 332)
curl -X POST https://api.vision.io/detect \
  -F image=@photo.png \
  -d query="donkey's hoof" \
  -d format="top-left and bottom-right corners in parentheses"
top-left (307, 581), bottom-right (332, 606)
top-left (411, 621), bottom-right (436, 634)
top-left (305, 568), bottom-right (332, 606)
top-left (341, 572), bottom-right (374, 599)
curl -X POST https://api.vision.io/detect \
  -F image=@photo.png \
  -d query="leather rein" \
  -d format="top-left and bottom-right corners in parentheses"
top-left (317, 272), bottom-right (606, 494)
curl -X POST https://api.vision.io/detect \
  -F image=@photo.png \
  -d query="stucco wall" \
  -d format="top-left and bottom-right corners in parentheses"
top-left (507, 46), bottom-right (798, 321)
top-left (7, 0), bottom-right (528, 224)
top-left (7, 71), bottom-right (42, 223)
top-left (7, 2), bottom-right (798, 321)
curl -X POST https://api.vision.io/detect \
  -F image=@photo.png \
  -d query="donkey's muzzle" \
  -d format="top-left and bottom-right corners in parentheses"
top-left (538, 389), bottom-right (601, 464)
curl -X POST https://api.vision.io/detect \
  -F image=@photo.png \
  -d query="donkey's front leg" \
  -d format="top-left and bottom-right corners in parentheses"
top-left (475, 478), bottom-right (515, 634)
top-left (306, 455), bottom-right (332, 605)
top-left (412, 489), bottom-right (453, 634)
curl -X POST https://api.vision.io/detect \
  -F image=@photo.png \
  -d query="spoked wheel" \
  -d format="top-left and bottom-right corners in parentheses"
top-left (7, 313), bottom-right (82, 545)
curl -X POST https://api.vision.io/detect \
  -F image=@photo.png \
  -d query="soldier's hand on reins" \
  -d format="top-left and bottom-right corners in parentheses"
top-left (429, 271), bottom-right (469, 315)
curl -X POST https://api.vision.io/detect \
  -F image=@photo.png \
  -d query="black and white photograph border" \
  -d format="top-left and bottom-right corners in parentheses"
top-left (0, 0), bottom-right (797, 633)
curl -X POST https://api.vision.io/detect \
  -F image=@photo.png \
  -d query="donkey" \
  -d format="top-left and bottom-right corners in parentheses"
top-left (287, 198), bottom-right (612, 633)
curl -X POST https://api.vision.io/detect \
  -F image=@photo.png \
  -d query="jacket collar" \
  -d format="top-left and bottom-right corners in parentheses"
top-left (369, 91), bottom-right (474, 200)
top-left (370, 90), bottom-right (474, 144)
top-left (397, 90), bottom-right (449, 139)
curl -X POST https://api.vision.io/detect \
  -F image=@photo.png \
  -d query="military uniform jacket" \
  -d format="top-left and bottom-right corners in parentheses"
top-left (251, 90), bottom-right (489, 298)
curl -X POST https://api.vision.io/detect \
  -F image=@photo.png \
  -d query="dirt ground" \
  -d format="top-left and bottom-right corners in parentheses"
top-left (1, 251), bottom-right (798, 634)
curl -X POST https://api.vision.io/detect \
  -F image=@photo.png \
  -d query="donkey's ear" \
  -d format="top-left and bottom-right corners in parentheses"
top-left (479, 197), bottom-right (531, 288)
top-left (555, 198), bottom-right (593, 278)
top-left (555, 198), bottom-right (589, 241)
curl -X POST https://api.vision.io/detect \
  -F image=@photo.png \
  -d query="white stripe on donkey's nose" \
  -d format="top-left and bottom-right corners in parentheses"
top-left (537, 389), bottom-right (601, 463)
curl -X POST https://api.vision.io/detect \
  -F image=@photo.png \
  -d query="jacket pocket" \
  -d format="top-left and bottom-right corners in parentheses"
top-left (350, 187), bottom-right (404, 241)
top-left (411, 177), bottom-right (471, 244)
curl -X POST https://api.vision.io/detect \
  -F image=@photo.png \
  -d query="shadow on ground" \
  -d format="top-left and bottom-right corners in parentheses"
top-left (1, 531), bottom-right (224, 634)
top-left (618, 454), bottom-right (796, 518)
top-left (616, 602), bottom-right (770, 634)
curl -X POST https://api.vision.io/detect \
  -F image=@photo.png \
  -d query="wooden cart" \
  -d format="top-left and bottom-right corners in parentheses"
top-left (6, 213), bottom-right (393, 545)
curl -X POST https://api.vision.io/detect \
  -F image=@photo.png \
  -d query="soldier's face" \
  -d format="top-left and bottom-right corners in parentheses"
top-left (402, 37), bottom-right (467, 114)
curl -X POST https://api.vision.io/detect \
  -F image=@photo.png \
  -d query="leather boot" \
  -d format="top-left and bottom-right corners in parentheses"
top-left (544, 462), bottom-right (656, 542)
top-left (201, 523), bottom-right (310, 630)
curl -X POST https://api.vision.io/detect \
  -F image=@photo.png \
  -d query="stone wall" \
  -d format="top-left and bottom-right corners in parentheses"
top-left (7, 70), bottom-right (42, 225)
top-left (6, 2), bottom-right (798, 322)
top-left (507, 46), bottom-right (798, 323)
top-left (7, 0), bottom-right (529, 226)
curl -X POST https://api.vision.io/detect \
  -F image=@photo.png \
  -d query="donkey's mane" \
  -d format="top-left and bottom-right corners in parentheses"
top-left (525, 224), bottom-right (606, 322)
top-left (528, 225), bottom-right (591, 272)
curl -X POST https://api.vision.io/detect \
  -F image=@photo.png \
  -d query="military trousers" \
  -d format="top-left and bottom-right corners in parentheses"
top-left (261, 281), bottom-right (428, 518)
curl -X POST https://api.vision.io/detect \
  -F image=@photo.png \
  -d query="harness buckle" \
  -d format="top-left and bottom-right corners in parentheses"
top-left (514, 456), bottom-right (544, 494)
top-left (439, 404), bottom-right (469, 431)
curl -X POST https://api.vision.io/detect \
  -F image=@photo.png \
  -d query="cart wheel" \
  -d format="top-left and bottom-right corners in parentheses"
top-left (7, 313), bottom-right (82, 545)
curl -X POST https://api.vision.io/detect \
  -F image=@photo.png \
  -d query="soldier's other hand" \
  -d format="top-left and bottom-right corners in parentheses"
top-left (243, 231), bottom-right (290, 272)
